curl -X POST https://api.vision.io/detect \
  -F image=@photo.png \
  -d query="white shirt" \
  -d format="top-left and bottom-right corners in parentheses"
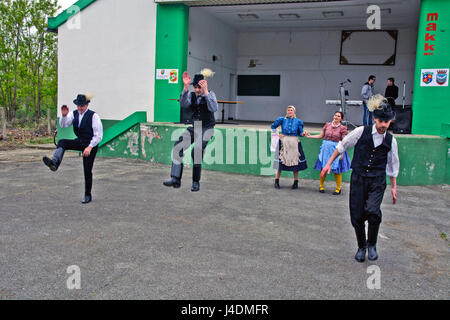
top-left (60, 109), bottom-right (103, 148)
top-left (336, 125), bottom-right (399, 177)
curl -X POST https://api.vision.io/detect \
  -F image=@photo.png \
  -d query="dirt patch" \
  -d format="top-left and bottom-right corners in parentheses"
top-left (0, 126), bottom-right (54, 151)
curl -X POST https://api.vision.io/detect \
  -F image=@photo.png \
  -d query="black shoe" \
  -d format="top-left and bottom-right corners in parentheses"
top-left (333, 190), bottom-right (341, 195)
top-left (163, 177), bottom-right (181, 188)
top-left (319, 188), bottom-right (325, 193)
top-left (43, 156), bottom-right (57, 171)
top-left (82, 194), bottom-right (92, 204)
top-left (368, 246), bottom-right (378, 261)
top-left (191, 181), bottom-right (200, 192)
top-left (291, 180), bottom-right (298, 189)
top-left (354, 247), bottom-right (367, 262)
top-left (274, 181), bottom-right (280, 189)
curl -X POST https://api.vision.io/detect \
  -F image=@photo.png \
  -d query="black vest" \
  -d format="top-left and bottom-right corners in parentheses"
top-left (73, 109), bottom-right (95, 146)
top-left (190, 92), bottom-right (215, 128)
top-left (351, 126), bottom-right (392, 177)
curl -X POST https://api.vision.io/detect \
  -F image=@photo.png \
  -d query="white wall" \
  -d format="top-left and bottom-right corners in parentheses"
top-left (236, 28), bottom-right (418, 125)
top-left (188, 7), bottom-right (238, 120)
top-left (58, 0), bottom-right (157, 121)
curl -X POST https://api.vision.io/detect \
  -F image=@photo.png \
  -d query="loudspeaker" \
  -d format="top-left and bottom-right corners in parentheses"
top-left (392, 108), bottom-right (412, 134)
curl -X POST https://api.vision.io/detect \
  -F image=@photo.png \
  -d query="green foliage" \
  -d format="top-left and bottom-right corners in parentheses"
top-left (0, 0), bottom-right (59, 124)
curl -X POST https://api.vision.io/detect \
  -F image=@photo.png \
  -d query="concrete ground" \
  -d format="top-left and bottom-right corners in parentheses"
top-left (0, 148), bottom-right (448, 300)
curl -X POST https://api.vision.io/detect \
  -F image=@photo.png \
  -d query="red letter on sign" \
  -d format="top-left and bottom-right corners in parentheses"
top-left (425, 43), bottom-right (435, 51)
top-left (427, 13), bottom-right (438, 21)
top-left (426, 23), bottom-right (437, 31)
top-left (425, 33), bottom-right (436, 41)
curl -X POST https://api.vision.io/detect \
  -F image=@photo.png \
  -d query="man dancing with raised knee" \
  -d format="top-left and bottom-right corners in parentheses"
top-left (43, 94), bottom-right (103, 204)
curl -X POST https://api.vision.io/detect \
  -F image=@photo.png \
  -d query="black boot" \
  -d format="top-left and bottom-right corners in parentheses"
top-left (82, 194), bottom-right (92, 204)
top-left (163, 163), bottom-right (182, 188)
top-left (291, 180), bottom-right (298, 189)
top-left (367, 223), bottom-right (380, 260)
top-left (274, 179), bottom-right (280, 189)
top-left (85, 176), bottom-right (93, 202)
top-left (191, 164), bottom-right (201, 192)
top-left (43, 147), bottom-right (64, 171)
top-left (354, 225), bottom-right (367, 262)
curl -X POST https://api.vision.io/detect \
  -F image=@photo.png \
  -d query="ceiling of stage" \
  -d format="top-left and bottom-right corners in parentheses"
top-left (170, 0), bottom-right (421, 31)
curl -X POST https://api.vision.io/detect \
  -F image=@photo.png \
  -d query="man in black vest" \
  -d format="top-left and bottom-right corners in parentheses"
top-left (321, 95), bottom-right (399, 262)
top-left (43, 94), bottom-right (103, 203)
top-left (163, 71), bottom-right (218, 192)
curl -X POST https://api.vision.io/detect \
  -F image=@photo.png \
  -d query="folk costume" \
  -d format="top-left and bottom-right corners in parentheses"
top-left (336, 100), bottom-right (399, 262)
top-left (313, 122), bottom-right (351, 194)
top-left (271, 115), bottom-right (307, 189)
top-left (163, 69), bottom-right (218, 192)
top-left (43, 94), bottom-right (103, 204)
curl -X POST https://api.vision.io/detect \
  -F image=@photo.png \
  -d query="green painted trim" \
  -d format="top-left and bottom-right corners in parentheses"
top-left (154, 4), bottom-right (189, 122)
top-left (99, 112), bottom-right (147, 148)
top-left (57, 112), bottom-right (147, 149)
top-left (101, 119), bottom-right (120, 132)
top-left (411, 0), bottom-right (450, 135)
top-left (446, 139), bottom-right (450, 184)
top-left (48, 0), bottom-right (97, 31)
top-left (441, 123), bottom-right (450, 138)
top-left (97, 124), bottom-right (141, 159)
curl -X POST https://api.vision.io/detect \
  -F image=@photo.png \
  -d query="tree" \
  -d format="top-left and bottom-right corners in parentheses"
top-left (0, 0), bottom-right (58, 126)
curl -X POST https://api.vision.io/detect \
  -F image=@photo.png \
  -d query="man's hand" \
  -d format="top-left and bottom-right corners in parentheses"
top-left (182, 71), bottom-right (191, 90)
top-left (391, 186), bottom-right (397, 204)
top-left (83, 146), bottom-right (92, 157)
top-left (199, 79), bottom-right (208, 95)
top-left (278, 133), bottom-right (285, 139)
top-left (61, 105), bottom-right (69, 117)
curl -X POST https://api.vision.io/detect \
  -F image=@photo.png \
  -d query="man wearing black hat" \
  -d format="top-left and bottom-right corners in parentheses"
top-left (163, 71), bottom-right (218, 192)
top-left (43, 94), bottom-right (103, 204)
top-left (321, 94), bottom-right (399, 262)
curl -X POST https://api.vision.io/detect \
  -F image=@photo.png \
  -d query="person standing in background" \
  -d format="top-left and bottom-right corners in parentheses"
top-left (384, 77), bottom-right (399, 108)
top-left (361, 75), bottom-right (376, 126)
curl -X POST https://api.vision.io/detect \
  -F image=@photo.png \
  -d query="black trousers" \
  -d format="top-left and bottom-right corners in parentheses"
top-left (349, 172), bottom-right (386, 227)
top-left (57, 139), bottom-right (98, 195)
top-left (172, 125), bottom-right (214, 165)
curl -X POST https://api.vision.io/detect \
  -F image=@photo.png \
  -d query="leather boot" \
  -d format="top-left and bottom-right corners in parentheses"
top-left (354, 225), bottom-right (367, 262)
top-left (191, 164), bottom-right (201, 192)
top-left (43, 147), bottom-right (64, 171)
top-left (163, 163), bottom-right (182, 188)
top-left (367, 223), bottom-right (380, 260)
top-left (82, 194), bottom-right (92, 204)
top-left (291, 180), bottom-right (298, 189)
top-left (274, 179), bottom-right (280, 189)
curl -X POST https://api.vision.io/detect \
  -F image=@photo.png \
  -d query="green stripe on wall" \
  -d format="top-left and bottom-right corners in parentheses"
top-left (48, 0), bottom-right (97, 31)
top-left (98, 123), bottom-right (449, 186)
top-left (153, 4), bottom-right (189, 122)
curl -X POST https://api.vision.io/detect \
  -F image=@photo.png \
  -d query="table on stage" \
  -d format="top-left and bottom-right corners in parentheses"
top-left (168, 99), bottom-right (246, 124)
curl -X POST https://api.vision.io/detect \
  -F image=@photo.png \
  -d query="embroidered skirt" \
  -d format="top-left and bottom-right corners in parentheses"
top-left (313, 139), bottom-right (351, 174)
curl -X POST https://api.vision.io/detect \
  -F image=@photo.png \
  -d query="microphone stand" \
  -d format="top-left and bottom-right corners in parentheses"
top-left (402, 81), bottom-right (406, 110)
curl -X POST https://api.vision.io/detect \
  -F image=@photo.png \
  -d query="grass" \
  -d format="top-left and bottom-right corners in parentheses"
top-left (28, 136), bottom-right (54, 145)
top-left (440, 233), bottom-right (448, 242)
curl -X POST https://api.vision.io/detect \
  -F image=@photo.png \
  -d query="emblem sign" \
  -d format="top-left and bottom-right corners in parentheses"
top-left (421, 69), bottom-right (449, 87)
